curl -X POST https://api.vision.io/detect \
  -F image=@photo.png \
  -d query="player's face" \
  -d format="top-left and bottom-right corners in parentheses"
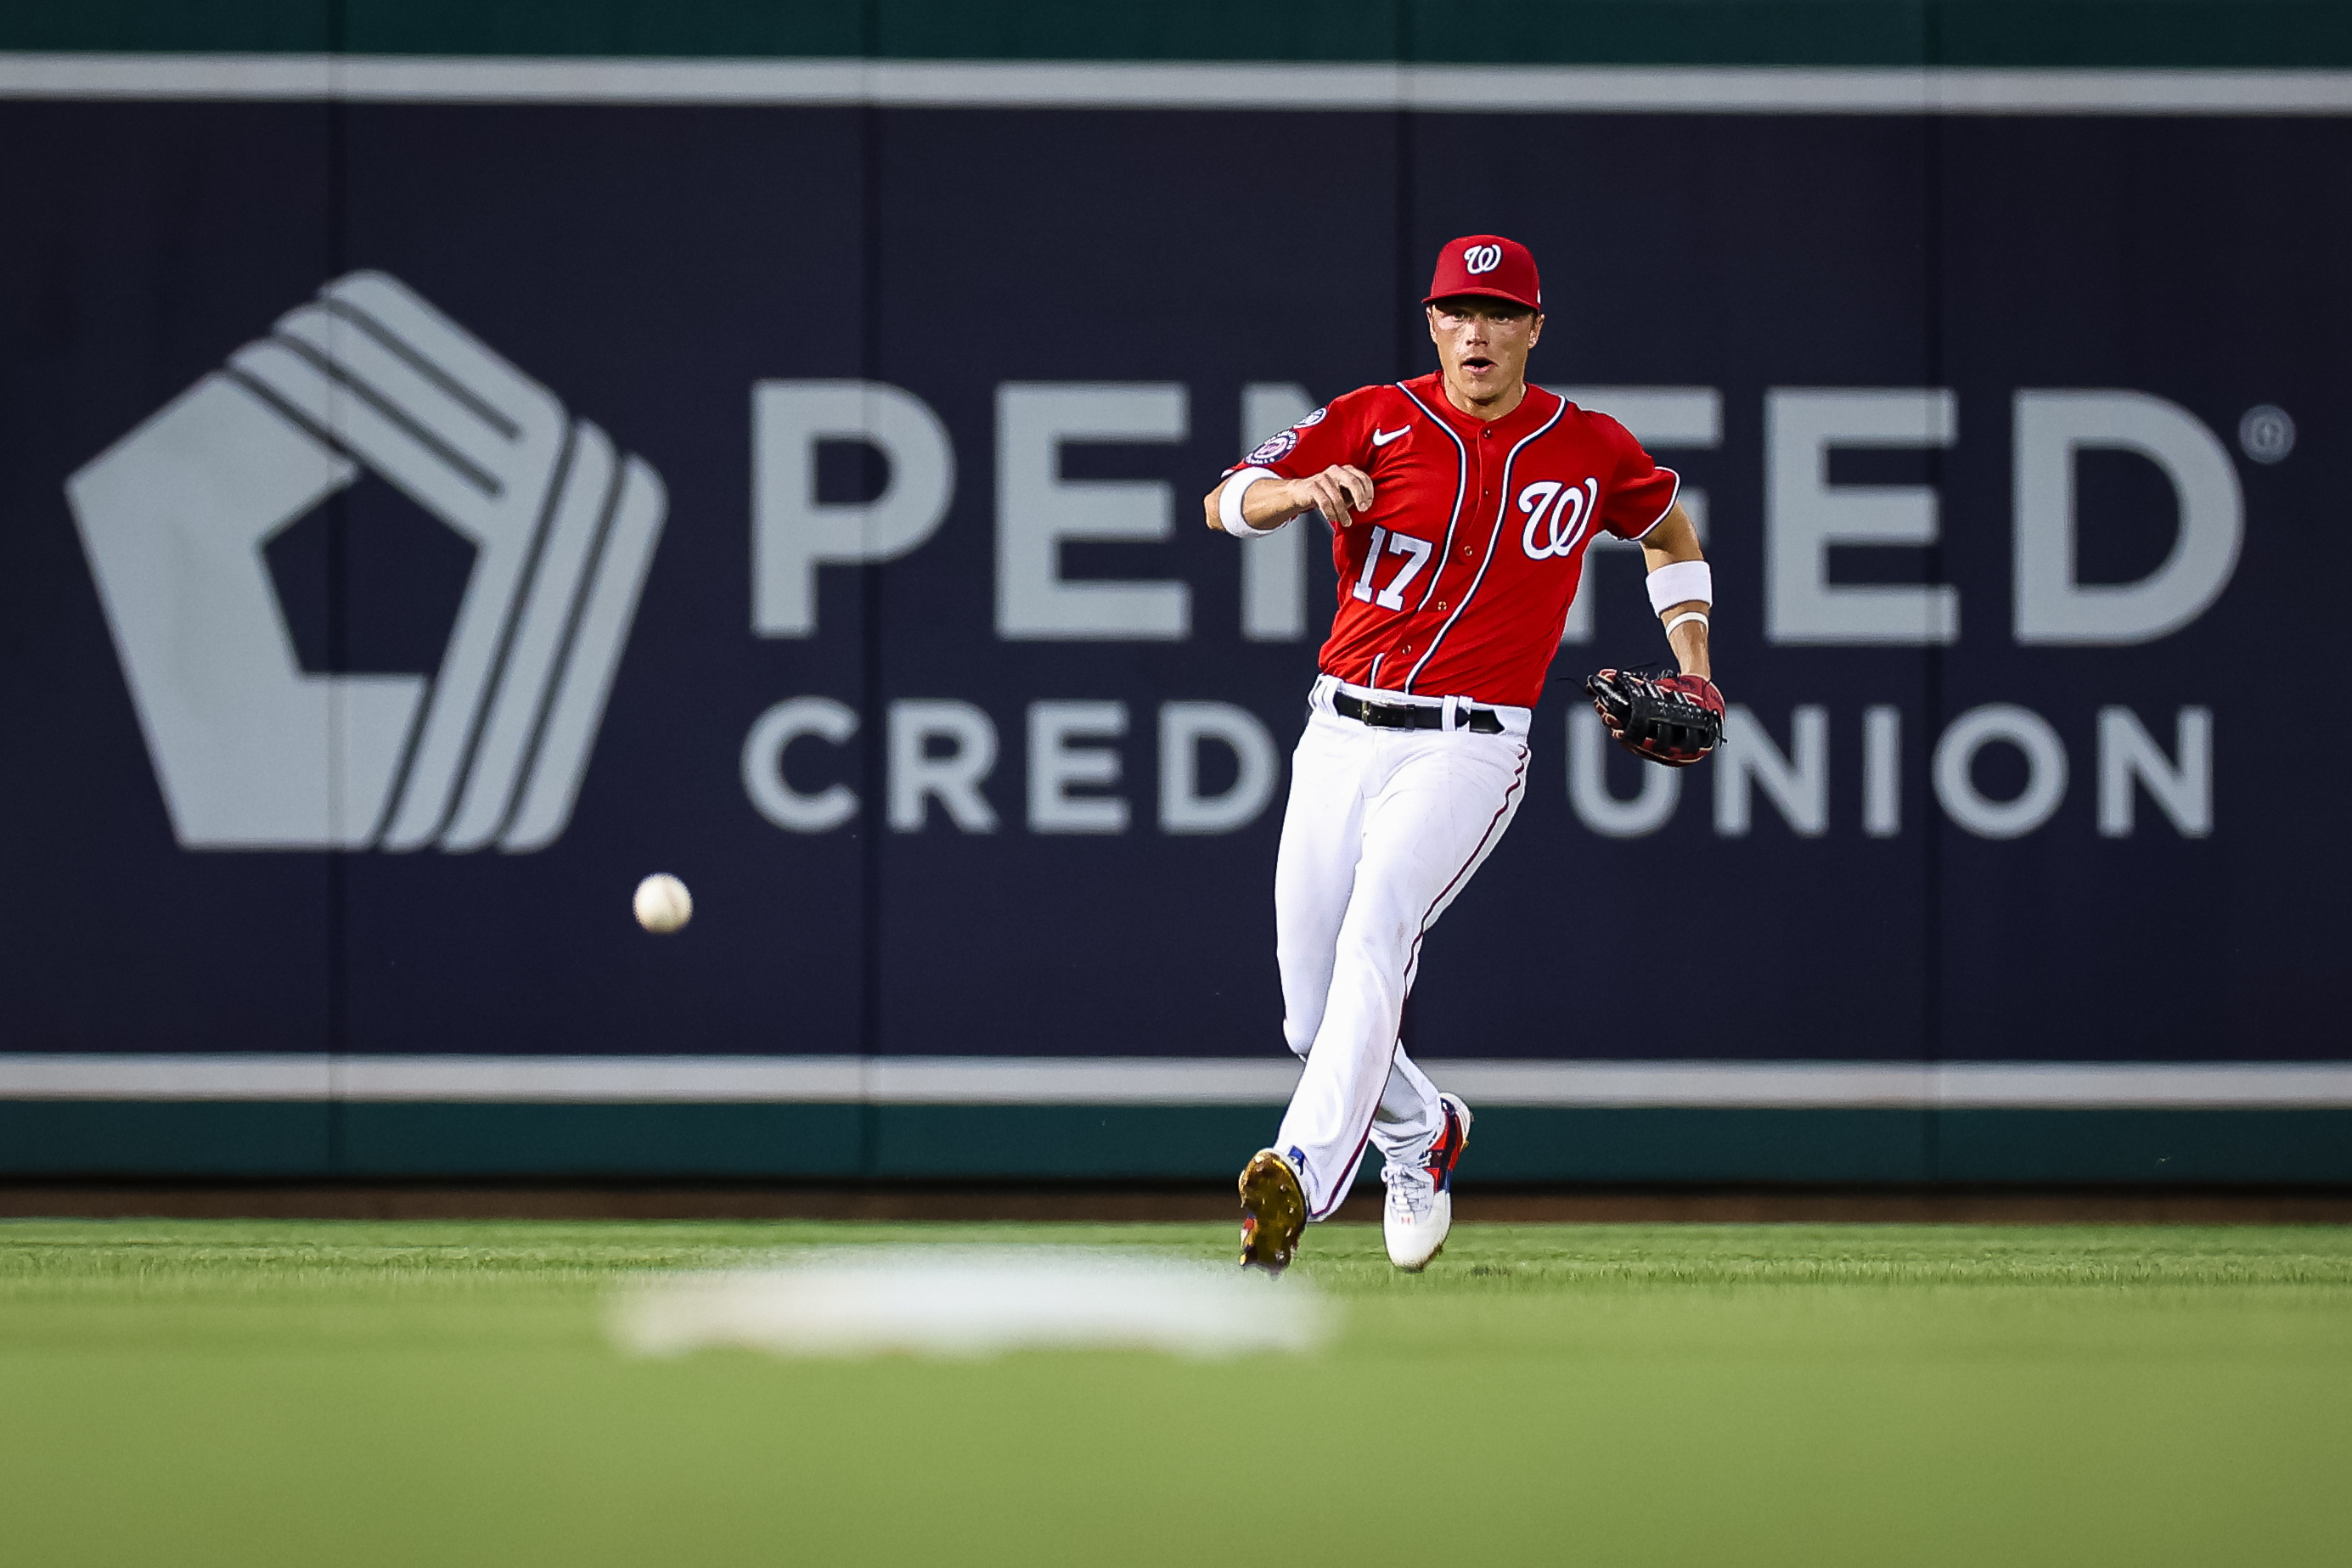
top-left (1426, 299), bottom-right (1543, 408)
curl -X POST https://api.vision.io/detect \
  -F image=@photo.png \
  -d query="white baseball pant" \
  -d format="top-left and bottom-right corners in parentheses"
top-left (1272, 675), bottom-right (1532, 1219)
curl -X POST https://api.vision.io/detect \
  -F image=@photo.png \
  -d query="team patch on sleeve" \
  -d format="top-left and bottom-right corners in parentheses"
top-left (1240, 406), bottom-right (1328, 467)
top-left (1245, 430), bottom-right (1299, 465)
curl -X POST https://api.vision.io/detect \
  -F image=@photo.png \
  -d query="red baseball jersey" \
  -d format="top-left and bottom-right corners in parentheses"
top-left (1228, 372), bottom-right (1680, 708)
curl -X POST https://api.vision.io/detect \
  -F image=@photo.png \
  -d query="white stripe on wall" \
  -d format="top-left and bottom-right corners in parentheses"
top-left (3, 1055), bottom-right (2349, 1109)
top-left (336, 1055), bottom-right (867, 1103)
top-left (1, 54), bottom-right (2349, 115)
top-left (869, 1057), bottom-right (1304, 1104)
top-left (0, 1055), bottom-right (334, 1100)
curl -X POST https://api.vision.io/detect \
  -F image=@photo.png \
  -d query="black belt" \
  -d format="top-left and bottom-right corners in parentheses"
top-left (1332, 692), bottom-right (1505, 734)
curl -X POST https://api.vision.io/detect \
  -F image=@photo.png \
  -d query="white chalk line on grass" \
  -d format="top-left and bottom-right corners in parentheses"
top-left (611, 1247), bottom-right (1333, 1360)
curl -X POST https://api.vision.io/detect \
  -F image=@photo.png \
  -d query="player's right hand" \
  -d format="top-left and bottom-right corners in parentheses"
top-left (1287, 464), bottom-right (1375, 527)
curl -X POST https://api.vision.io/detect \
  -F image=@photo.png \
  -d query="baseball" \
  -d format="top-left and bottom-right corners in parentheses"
top-left (633, 873), bottom-right (693, 934)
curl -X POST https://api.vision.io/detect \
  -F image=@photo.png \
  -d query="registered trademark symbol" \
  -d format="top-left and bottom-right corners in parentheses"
top-left (2238, 404), bottom-right (2295, 464)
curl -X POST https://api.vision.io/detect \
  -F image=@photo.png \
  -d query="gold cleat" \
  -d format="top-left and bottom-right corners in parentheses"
top-left (1237, 1149), bottom-right (1308, 1273)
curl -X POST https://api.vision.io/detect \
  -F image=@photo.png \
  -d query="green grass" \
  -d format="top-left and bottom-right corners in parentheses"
top-left (2, 1220), bottom-right (2349, 1565)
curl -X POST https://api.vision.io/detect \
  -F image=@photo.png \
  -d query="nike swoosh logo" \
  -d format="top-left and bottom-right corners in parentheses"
top-left (1371, 425), bottom-right (1410, 447)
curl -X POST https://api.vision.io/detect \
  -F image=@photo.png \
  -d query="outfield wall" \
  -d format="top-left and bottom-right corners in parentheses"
top-left (3, 2), bottom-right (2349, 1183)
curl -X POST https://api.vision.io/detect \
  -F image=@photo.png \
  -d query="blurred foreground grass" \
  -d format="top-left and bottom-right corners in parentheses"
top-left (2, 1219), bottom-right (2347, 1565)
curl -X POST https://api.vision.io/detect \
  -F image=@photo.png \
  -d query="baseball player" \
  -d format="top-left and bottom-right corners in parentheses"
top-left (1205, 234), bottom-right (1722, 1273)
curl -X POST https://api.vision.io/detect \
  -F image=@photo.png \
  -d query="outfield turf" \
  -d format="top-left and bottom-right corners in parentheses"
top-left (2, 1220), bottom-right (2348, 1565)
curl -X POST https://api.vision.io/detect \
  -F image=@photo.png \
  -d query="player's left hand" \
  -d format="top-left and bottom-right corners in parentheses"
top-left (1585, 668), bottom-right (1724, 767)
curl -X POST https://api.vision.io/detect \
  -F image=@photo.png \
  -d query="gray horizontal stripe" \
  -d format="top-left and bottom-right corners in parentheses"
top-left (1441, 1060), bottom-right (2352, 1109)
top-left (0, 1054), bottom-right (866, 1102)
top-left (338, 1055), bottom-right (867, 1102)
top-left (1, 54), bottom-right (2349, 115)
top-left (1442, 1059), bottom-right (1931, 1108)
top-left (869, 1057), bottom-right (1303, 1104)
top-left (1927, 1062), bottom-right (2352, 1110)
top-left (0, 1055), bottom-right (331, 1100)
top-left (2, 1055), bottom-right (2349, 1108)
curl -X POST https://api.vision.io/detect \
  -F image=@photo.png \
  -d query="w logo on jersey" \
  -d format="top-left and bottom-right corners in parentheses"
top-left (1519, 477), bottom-right (1597, 561)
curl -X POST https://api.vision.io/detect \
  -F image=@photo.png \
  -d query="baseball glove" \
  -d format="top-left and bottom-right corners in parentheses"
top-left (1585, 667), bottom-right (1725, 767)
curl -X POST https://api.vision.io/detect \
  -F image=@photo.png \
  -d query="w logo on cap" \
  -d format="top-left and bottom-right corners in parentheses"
top-left (1424, 235), bottom-right (1542, 314)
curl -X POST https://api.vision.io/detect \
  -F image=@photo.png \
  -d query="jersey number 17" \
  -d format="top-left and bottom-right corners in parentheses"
top-left (1352, 526), bottom-right (1434, 612)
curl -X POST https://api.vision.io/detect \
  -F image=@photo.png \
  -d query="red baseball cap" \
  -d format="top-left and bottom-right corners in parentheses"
top-left (1423, 234), bottom-right (1543, 314)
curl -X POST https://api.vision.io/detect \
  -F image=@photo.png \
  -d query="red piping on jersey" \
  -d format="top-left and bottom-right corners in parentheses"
top-left (1404, 393), bottom-right (1567, 693)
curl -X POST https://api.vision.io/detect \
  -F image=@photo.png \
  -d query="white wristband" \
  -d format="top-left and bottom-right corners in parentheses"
top-left (1646, 559), bottom-right (1713, 614)
top-left (1664, 610), bottom-right (1709, 638)
top-left (1219, 468), bottom-right (1280, 538)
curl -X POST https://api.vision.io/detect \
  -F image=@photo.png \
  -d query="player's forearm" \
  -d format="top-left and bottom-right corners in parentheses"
top-left (1204, 473), bottom-right (1310, 534)
top-left (1209, 465), bottom-right (1375, 534)
top-left (1641, 504), bottom-right (1713, 681)
top-left (1665, 616), bottom-right (1711, 680)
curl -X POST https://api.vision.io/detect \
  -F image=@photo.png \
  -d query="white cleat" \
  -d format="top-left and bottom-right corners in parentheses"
top-left (1383, 1093), bottom-right (1471, 1272)
top-left (1382, 1165), bottom-right (1449, 1271)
